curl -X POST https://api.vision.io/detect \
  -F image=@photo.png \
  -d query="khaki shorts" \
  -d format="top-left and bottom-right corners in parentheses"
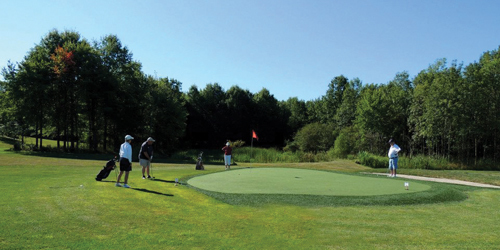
top-left (140, 159), bottom-right (150, 167)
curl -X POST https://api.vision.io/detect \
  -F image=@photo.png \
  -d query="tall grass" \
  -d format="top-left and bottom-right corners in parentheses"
top-left (357, 151), bottom-right (500, 171)
top-left (168, 147), bottom-right (337, 164)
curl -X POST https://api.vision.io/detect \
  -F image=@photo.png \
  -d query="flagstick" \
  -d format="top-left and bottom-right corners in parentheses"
top-left (250, 135), bottom-right (253, 168)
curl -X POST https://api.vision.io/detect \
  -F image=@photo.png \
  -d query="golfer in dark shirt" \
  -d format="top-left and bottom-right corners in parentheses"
top-left (139, 137), bottom-right (155, 179)
top-left (222, 142), bottom-right (232, 170)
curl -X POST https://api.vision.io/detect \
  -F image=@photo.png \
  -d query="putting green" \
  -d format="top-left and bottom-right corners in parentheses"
top-left (188, 168), bottom-right (431, 196)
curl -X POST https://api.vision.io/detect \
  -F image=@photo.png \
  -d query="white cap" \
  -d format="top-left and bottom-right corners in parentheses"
top-left (226, 142), bottom-right (230, 146)
top-left (125, 135), bottom-right (134, 141)
top-left (147, 137), bottom-right (155, 142)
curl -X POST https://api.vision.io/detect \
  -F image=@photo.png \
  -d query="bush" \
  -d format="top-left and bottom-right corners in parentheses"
top-left (399, 155), bottom-right (458, 170)
top-left (290, 123), bottom-right (337, 153)
top-left (13, 142), bottom-right (21, 151)
top-left (357, 151), bottom-right (387, 168)
top-left (283, 140), bottom-right (299, 152)
top-left (355, 152), bottom-right (498, 171)
top-left (229, 140), bottom-right (246, 148)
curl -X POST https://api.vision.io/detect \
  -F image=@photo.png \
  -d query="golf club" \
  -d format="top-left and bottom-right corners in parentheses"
top-left (150, 156), bottom-right (155, 179)
top-left (114, 165), bottom-right (118, 181)
top-left (113, 156), bottom-right (118, 181)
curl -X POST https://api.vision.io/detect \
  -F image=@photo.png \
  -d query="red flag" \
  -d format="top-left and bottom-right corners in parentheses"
top-left (252, 130), bottom-right (259, 141)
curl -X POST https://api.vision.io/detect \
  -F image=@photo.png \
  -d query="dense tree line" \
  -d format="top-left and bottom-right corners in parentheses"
top-left (1, 30), bottom-right (500, 165)
top-left (0, 30), bottom-right (186, 154)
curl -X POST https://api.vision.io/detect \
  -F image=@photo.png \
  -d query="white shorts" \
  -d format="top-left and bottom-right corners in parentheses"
top-left (140, 159), bottom-right (150, 167)
top-left (224, 155), bottom-right (231, 166)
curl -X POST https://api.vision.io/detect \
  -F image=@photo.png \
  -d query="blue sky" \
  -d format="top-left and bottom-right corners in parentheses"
top-left (1, 0), bottom-right (500, 101)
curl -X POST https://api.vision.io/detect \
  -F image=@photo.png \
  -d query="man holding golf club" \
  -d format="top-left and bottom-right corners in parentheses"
top-left (388, 138), bottom-right (401, 178)
top-left (116, 135), bottom-right (134, 188)
top-left (139, 137), bottom-right (155, 179)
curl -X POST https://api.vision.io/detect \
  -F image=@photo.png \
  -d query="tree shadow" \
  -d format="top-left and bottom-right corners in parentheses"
top-left (132, 188), bottom-right (174, 197)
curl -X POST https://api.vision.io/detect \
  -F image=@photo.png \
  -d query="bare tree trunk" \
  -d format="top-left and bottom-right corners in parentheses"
top-left (475, 138), bottom-right (478, 166)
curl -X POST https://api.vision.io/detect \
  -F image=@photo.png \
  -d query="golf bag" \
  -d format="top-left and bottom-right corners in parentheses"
top-left (195, 151), bottom-right (204, 170)
top-left (95, 157), bottom-right (117, 181)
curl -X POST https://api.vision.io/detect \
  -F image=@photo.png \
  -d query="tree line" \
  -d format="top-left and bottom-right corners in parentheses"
top-left (1, 30), bottom-right (500, 165)
top-left (0, 30), bottom-right (186, 154)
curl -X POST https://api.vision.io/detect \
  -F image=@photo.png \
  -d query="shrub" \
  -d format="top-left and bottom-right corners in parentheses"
top-left (400, 155), bottom-right (458, 170)
top-left (357, 151), bottom-right (387, 168)
top-left (291, 123), bottom-right (337, 153)
top-left (13, 142), bottom-right (21, 151)
top-left (229, 140), bottom-right (246, 148)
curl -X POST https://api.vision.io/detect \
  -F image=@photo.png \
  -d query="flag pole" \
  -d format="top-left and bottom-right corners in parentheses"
top-left (250, 133), bottom-right (253, 165)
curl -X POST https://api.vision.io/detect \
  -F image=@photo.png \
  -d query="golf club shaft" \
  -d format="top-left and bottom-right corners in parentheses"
top-left (150, 161), bottom-right (154, 178)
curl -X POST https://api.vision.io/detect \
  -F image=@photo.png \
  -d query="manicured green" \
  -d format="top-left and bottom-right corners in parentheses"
top-left (188, 168), bottom-right (430, 195)
top-left (1, 138), bottom-right (499, 249)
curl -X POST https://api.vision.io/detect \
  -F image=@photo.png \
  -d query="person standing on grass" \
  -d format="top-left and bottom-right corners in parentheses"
top-left (388, 138), bottom-right (401, 178)
top-left (139, 137), bottom-right (155, 179)
top-left (116, 135), bottom-right (134, 188)
top-left (222, 142), bottom-right (232, 170)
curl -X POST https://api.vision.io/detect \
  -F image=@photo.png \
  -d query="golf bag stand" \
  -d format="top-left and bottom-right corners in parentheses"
top-left (195, 151), bottom-right (204, 170)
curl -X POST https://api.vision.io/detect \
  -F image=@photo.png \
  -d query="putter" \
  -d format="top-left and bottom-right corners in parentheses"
top-left (150, 156), bottom-right (155, 179)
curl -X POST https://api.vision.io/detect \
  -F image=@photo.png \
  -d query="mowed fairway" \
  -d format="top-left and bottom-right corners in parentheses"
top-left (188, 168), bottom-right (430, 195)
top-left (1, 140), bottom-right (500, 249)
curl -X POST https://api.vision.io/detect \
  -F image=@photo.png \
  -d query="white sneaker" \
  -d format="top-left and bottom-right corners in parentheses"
top-left (123, 184), bottom-right (131, 188)
top-left (115, 183), bottom-right (122, 187)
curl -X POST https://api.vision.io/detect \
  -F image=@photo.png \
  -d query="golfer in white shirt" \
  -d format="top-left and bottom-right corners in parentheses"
top-left (388, 139), bottom-right (401, 177)
top-left (116, 135), bottom-right (134, 188)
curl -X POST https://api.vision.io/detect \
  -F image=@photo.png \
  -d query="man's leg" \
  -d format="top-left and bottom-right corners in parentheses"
top-left (116, 171), bottom-right (123, 186)
top-left (388, 159), bottom-right (393, 177)
top-left (124, 171), bottom-right (129, 184)
top-left (393, 159), bottom-right (398, 177)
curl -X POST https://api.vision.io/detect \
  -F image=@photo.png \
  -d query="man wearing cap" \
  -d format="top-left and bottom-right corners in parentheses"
top-left (117, 135), bottom-right (134, 188)
top-left (222, 142), bottom-right (232, 170)
top-left (139, 137), bottom-right (155, 179)
top-left (388, 139), bottom-right (401, 178)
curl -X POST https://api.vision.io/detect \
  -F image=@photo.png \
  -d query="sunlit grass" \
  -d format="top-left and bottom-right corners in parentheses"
top-left (0, 136), bottom-right (499, 249)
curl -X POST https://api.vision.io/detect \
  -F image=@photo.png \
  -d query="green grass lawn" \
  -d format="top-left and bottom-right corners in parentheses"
top-left (1, 138), bottom-right (500, 249)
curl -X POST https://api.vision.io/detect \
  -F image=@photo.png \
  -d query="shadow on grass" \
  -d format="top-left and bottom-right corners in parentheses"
top-left (132, 188), bottom-right (174, 197)
top-left (149, 178), bottom-right (175, 183)
top-left (0, 136), bottom-right (17, 145)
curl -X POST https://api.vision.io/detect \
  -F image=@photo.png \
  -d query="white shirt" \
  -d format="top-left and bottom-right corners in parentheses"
top-left (120, 141), bottom-right (133, 163)
top-left (388, 144), bottom-right (401, 158)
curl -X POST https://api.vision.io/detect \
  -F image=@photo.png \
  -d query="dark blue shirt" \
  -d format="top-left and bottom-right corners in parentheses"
top-left (139, 141), bottom-right (153, 159)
